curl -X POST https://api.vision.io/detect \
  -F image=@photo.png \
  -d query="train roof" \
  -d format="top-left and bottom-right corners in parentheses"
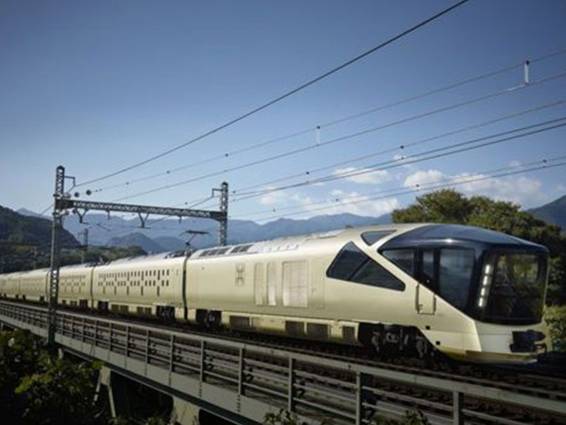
top-left (381, 224), bottom-right (548, 251)
top-left (95, 250), bottom-right (190, 268)
top-left (191, 224), bottom-right (426, 259)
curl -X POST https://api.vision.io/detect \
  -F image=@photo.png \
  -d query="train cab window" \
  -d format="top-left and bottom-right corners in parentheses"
top-left (361, 230), bottom-right (394, 246)
top-left (381, 249), bottom-right (415, 276)
top-left (438, 248), bottom-right (475, 310)
top-left (421, 249), bottom-right (435, 289)
top-left (327, 243), bottom-right (405, 291)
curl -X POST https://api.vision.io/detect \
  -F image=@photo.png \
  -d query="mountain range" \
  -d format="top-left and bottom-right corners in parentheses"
top-left (14, 194), bottom-right (566, 254)
top-left (528, 195), bottom-right (566, 230)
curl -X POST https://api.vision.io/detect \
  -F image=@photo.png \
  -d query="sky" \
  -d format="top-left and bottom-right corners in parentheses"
top-left (1, 0), bottom-right (566, 224)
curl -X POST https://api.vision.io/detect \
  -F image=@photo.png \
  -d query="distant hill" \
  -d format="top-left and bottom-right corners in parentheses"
top-left (96, 212), bottom-right (391, 253)
top-left (13, 208), bottom-right (392, 253)
top-left (0, 206), bottom-right (80, 273)
top-left (528, 195), bottom-right (566, 231)
top-left (17, 208), bottom-right (47, 219)
top-left (153, 236), bottom-right (187, 251)
top-left (0, 206), bottom-right (78, 248)
top-left (107, 232), bottom-right (165, 253)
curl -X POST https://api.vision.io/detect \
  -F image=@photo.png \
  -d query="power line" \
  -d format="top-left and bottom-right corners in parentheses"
top-left (231, 99), bottom-right (566, 198)
top-left (91, 48), bottom-right (566, 194)
top-left (112, 69), bottom-right (566, 202)
top-left (235, 155), bottom-right (566, 219)
top-left (248, 156), bottom-right (566, 222)
top-left (93, 49), bottom-right (566, 193)
top-left (231, 116), bottom-right (566, 201)
top-left (75, 0), bottom-right (471, 189)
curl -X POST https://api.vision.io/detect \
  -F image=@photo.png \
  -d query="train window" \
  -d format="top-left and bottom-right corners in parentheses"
top-left (438, 248), bottom-right (474, 310)
top-left (327, 243), bottom-right (405, 291)
top-left (421, 249), bottom-right (435, 289)
top-left (327, 243), bottom-right (366, 281)
top-left (254, 263), bottom-right (266, 305)
top-left (282, 261), bottom-right (308, 307)
top-left (266, 262), bottom-right (277, 306)
top-left (382, 249), bottom-right (415, 276)
top-left (361, 231), bottom-right (394, 246)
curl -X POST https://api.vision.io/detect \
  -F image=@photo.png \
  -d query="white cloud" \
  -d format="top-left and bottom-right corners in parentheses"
top-left (332, 167), bottom-right (391, 184)
top-left (257, 188), bottom-right (400, 220)
top-left (299, 190), bottom-right (400, 217)
top-left (403, 169), bottom-right (445, 188)
top-left (259, 188), bottom-right (287, 206)
top-left (402, 168), bottom-right (547, 207)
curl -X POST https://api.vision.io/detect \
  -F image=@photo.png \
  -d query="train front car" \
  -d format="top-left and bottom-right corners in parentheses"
top-left (377, 224), bottom-right (549, 363)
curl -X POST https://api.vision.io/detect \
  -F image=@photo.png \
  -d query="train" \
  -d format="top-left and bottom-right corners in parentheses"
top-left (0, 223), bottom-right (550, 364)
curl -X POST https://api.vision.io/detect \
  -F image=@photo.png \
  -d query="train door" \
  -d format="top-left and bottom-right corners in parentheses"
top-left (416, 249), bottom-right (436, 315)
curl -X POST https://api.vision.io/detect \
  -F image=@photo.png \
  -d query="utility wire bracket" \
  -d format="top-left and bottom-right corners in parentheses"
top-left (524, 60), bottom-right (530, 85)
top-left (73, 208), bottom-right (89, 224)
top-left (138, 212), bottom-right (150, 228)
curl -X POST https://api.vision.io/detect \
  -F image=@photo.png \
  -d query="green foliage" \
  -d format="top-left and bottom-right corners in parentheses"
top-left (545, 306), bottom-right (566, 351)
top-left (0, 206), bottom-right (78, 247)
top-left (392, 189), bottom-right (566, 305)
top-left (15, 355), bottom-right (101, 425)
top-left (0, 204), bottom-right (146, 273)
top-left (0, 330), bottom-right (107, 424)
top-left (0, 330), bottom-right (43, 421)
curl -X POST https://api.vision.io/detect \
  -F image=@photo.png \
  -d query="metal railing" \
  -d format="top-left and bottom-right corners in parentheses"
top-left (0, 300), bottom-right (564, 425)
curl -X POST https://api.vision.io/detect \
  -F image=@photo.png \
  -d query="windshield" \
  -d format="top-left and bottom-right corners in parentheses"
top-left (481, 252), bottom-right (547, 325)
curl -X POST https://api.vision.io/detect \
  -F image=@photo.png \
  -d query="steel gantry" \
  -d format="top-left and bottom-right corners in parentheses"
top-left (47, 165), bottom-right (229, 347)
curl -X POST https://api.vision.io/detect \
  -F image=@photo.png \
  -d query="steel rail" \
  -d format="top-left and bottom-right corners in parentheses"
top-left (0, 300), bottom-right (565, 425)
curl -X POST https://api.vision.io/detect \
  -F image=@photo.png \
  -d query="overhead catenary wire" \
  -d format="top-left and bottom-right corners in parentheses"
top-left (231, 99), bottom-right (566, 198)
top-left (111, 69), bottom-right (566, 203)
top-left (90, 47), bottom-right (566, 195)
top-left (231, 115), bottom-right (566, 201)
top-left (235, 154), bottom-right (566, 219)
top-left (247, 156), bottom-right (566, 223)
top-left (75, 0), bottom-right (471, 189)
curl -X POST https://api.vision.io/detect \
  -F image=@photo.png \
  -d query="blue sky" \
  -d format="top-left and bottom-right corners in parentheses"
top-left (1, 0), bottom-right (565, 222)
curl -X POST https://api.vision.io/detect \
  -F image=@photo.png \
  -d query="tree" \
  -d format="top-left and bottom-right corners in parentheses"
top-left (392, 189), bottom-right (566, 304)
top-left (0, 329), bottom-right (108, 425)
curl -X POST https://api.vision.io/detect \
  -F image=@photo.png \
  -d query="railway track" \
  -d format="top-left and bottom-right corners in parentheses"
top-left (6, 299), bottom-right (566, 402)
top-left (2, 299), bottom-right (566, 425)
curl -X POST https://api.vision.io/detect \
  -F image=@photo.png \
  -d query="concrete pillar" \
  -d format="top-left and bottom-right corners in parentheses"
top-left (170, 397), bottom-right (200, 425)
top-left (95, 366), bottom-right (117, 418)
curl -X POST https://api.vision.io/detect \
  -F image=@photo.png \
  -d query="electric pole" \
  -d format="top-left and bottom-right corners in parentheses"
top-left (46, 165), bottom-right (228, 349)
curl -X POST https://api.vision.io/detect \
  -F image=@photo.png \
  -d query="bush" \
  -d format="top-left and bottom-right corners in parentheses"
top-left (545, 306), bottom-right (566, 352)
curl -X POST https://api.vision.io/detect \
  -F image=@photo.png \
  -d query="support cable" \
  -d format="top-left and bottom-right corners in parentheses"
top-left (231, 99), bottom-right (566, 198)
top-left (75, 0), bottom-right (471, 188)
top-left (235, 154), bottom-right (566, 219)
top-left (90, 47), bottom-right (566, 194)
top-left (232, 116), bottom-right (566, 201)
top-left (248, 157), bottom-right (566, 222)
top-left (111, 70), bottom-right (566, 202)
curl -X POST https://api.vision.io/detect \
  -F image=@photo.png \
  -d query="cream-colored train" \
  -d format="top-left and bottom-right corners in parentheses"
top-left (0, 224), bottom-right (550, 363)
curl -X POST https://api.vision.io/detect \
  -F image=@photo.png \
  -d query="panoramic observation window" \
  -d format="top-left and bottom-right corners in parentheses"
top-left (382, 249), bottom-right (415, 276)
top-left (361, 230), bottom-right (394, 246)
top-left (483, 252), bottom-right (546, 324)
top-left (438, 248), bottom-right (475, 310)
top-left (327, 243), bottom-right (405, 291)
